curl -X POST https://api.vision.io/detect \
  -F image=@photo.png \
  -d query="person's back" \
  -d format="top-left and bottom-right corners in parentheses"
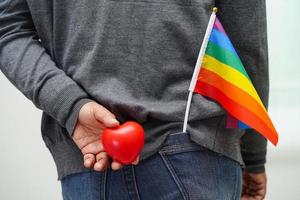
top-left (0, 0), bottom-right (269, 199)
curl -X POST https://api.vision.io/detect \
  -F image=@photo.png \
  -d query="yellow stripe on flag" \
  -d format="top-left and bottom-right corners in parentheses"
top-left (201, 55), bottom-right (266, 111)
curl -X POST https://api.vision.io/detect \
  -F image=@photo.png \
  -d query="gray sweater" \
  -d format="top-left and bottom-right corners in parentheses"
top-left (0, 0), bottom-right (268, 180)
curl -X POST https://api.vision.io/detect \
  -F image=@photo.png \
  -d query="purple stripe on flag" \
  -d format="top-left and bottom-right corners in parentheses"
top-left (213, 17), bottom-right (226, 35)
top-left (226, 114), bottom-right (238, 128)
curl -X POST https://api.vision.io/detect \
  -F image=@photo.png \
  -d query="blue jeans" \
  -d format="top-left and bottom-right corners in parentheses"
top-left (61, 132), bottom-right (242, 200)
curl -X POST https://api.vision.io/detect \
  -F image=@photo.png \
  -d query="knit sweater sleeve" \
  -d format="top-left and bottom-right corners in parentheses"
top-left (0, 0), bottom-right (93, 136)
top-left (216, 0), bottom-right (269, 173)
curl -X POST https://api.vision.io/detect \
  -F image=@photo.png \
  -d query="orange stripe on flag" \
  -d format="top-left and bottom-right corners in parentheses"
top-left (198, 67), bottom-right (276, 133)
top-left (195, 80), bottom-right (278, 145)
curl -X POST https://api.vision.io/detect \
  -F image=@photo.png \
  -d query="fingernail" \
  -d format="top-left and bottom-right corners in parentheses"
top-left (110, 118), bottom-right (119, 125)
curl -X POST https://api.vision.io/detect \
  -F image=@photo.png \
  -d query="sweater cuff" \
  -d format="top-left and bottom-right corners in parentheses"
top-left (242, 151), bottom-right (266, 173)
top-left (244, 164), bottom-right (265, 173)
top-left (65, 98), bottom-right (95, 137)
top-left (36, 75), bottom-right (93, 135)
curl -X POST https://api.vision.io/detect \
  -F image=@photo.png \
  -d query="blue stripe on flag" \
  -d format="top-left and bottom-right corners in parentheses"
top-left (209, 29), bottom-right (238, 57)
top-left (238, 121), bottom-right (251, 129)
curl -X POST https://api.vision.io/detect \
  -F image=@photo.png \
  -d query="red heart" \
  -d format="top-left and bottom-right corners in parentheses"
top-left (101, 121), bottom-right (145, 165)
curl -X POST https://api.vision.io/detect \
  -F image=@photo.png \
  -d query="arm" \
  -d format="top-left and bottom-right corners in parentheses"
top-left (0, 0), bottom-right (92, 136)
top-left (216, 1), bottom-right (269, 199)
top-left (0, 0), bottom-right (139, 171)
top-left (216, 0), bottom-right (269, 174)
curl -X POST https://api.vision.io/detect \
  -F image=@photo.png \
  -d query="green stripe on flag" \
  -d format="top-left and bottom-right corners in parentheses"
top-left (206, 41), bottom-right (251, 81)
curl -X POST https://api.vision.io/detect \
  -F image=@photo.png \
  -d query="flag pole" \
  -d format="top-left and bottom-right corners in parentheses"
top-left (182, 7), bottom-right (218, 133)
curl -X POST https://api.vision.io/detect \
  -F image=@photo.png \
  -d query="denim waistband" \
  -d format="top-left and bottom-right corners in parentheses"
top-left (160, 131), bottom-right (207, 153)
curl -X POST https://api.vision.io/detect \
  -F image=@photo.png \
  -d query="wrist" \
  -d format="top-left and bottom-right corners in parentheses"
top-left (65, 98), bottom-right (95, 136)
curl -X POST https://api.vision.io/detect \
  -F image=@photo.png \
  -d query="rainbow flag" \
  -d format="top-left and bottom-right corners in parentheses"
top-left (191, 12), bottom-right (278, 145)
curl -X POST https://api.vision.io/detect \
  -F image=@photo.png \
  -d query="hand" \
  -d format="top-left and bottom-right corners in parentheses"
top-left (72, 101), bottom-right (139, 171)
top-left (242, 172), bottom-right (267, 200)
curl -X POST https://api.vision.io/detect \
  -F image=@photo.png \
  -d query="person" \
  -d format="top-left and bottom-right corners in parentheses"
top-left (0, 0), bottom-right (269, 199)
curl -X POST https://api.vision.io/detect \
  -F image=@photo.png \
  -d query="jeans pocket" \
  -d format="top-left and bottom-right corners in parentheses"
top-left (61, 171), bottom-right (105, 200)
top-left (158, 151), bottom-right (189, 200)
top-left (157, 132), bottom-right (209, 200)
top-left (158, 132), bottom-right (243, 200)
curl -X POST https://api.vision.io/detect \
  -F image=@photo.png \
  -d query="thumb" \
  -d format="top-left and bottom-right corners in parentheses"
top-left (93, 104), bottom-right (120, 128)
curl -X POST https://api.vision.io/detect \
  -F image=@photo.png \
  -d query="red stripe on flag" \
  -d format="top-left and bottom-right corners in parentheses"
top-left (195, 80), bottom-right (278, 145)
top-left (197, 67), bottom-right (276, 133)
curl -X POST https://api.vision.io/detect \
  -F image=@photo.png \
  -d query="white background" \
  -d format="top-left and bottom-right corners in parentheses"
top-left (0, 0), bottom-right (299, 199)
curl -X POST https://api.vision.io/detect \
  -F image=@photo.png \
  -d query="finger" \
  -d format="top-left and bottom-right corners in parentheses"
top-left (93, 104), bottom-right (120, 128)
top-left (241, 194), bottom-right (257, 200)
top-left (132, 156), bottom-right (140, 165)
top-left (84, 153), bottom-right (96, 168)
top-left (94, 152), bottom-right (110, 171)
top-left (246, 183), bottom-right (260, 191)
top-left (74, 134), bottom-right (100, 149)
top-left (241, 188), bottom-right (258, 200)
top-left (241, 196), bottom-right (251, 200)
top-left (81, 140), bottom-right (104, 155)
top-left (111, 161), bottom-right (123, 171)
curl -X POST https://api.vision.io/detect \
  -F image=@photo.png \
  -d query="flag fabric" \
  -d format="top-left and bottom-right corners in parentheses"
top-left (226, 114), bottom-right (250, 129)
top-left (193, 16), bottom-right (279, 145)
